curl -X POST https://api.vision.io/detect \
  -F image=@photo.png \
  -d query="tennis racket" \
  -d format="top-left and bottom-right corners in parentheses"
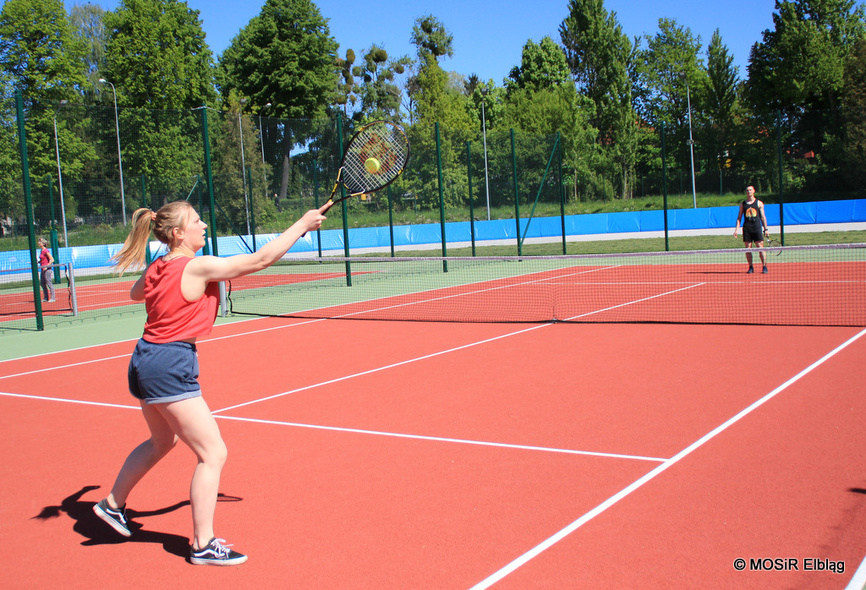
top-left (320, 120), bottom-right (409, 213)
top-left (764, 235), bottom-right (783, 256)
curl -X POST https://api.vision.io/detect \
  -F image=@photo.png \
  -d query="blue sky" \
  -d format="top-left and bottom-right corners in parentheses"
top-left (68, 0), bottom-right (789, 83)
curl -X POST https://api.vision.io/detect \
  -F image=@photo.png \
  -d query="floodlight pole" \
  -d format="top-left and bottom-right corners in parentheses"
top-left (686, 82), bottom-right (697, 208)
top-left (259, 102), bottom-right (271, 165)
top-left (99, 79), bottom-right (127, 224)
top-left (481, 98), bottom-right (491, 221)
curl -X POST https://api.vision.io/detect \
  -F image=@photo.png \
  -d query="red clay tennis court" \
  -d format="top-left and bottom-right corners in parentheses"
top-left (1, 247), bottom-right (865, 588)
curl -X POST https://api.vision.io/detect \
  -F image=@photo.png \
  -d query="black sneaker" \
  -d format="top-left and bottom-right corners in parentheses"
top-left (762, 266), bottom-right (768, 274)
top-left (190, 538), bottom-right (248, 566)
top-left (747, 266), bottom-right (754, 274)
top-left (93, 499), bottom-right (132, 537)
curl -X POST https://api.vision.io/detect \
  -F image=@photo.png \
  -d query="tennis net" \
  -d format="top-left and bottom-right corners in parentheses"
top-left (0, 263), bottom-right (78, 323)
top-left (225, 243), bottom-right (866, 326)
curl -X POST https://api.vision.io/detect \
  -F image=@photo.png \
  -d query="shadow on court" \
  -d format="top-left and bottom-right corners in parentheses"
top-left (33, 485), bottom-right (243, 560)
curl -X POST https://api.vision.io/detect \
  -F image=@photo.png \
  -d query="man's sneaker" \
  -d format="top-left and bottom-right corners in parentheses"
top-left (762, 266), bottom-right (768, 274)
top-left (747, 266), bottom-right (754, 274)
top-left (93, 499), bottom-right (131, 537)
top-left (190, 538), bottom-right (248, 566)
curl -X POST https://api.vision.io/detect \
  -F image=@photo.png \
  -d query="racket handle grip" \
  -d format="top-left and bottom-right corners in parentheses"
top-left (302, 201), bottom-right (334, 237)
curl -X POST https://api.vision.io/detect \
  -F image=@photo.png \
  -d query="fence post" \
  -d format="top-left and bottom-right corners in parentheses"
top-left (661, 121), bottom-right (670, 252)
top-left (467, 141), bottom-right (476, 257)
top-left (776, 110), bottom-right (785, 245)
top-left (247, 166), bottom-right (257, 252)
top-left (16, 90), bottom-right (43, 329)
top-left (200, 105), bottom-right (226, 316)
top-left (558, 132), bottom-right (566, 255)
top-left (387, 184), bottom-right (395, 257)
top-left (435, 122), bottom-right (447, 272)
top-left (511, 129), bottom-right (521, 256)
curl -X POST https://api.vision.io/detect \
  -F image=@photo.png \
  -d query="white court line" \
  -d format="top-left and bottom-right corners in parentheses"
top-left (213, 282), bottom-right (700, 414)
top-left (0, 317), bottom-right (327, 379)
top-left (215, 415), bottom-right (668, 463)
top-left (213, 323), bottom-right (552, 413)
top-left (468, 327), bottom-right (866, 590)
top-left (845, 555), bottom-right (866, 590)
top-left (0, 389), bottom-right (665, 463)
top-left (0, 390), bottom-right (138, 411)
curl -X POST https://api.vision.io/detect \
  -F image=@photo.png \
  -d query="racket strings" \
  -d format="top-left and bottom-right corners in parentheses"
top-left (341, 123), bottom-right (408, 194)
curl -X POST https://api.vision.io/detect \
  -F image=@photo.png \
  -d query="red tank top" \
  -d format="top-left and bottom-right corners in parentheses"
top-left (142, 256), bottom-right (219, 343)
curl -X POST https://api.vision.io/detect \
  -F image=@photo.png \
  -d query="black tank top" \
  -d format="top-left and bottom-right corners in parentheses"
top-left (743, 200), bottom-right (761, 227)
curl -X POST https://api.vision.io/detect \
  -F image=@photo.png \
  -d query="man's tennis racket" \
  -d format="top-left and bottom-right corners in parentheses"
top-left (321, 120), bottom-right (409, 213)
top-left (764, 235), bottom-right (783, 256)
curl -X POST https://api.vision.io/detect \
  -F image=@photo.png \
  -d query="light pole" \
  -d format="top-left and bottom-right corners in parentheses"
top-left (98, 79), bottom-right (127, 224)
top-left (481, 93), bottom-right (491, 220)
top-left (52, 100), bottom-right (69, 249)
top-left (259, 103), bottom-right (271, 165)
top-left (685, 81), bottom-right (697, 208)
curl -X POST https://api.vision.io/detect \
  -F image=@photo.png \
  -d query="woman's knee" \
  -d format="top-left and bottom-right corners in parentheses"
top-left (150, 433), bottom-right (179, 457)
top-left (201, 438), bottom-right (228, 468)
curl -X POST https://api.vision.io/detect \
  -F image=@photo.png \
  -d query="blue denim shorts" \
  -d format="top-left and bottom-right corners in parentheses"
top-left (128, 339), bottom-right (202, 404)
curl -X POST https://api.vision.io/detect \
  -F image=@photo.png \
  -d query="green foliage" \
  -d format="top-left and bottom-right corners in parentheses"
top-left (701, 30), bottom-right (740, 173)
top-left (747, 0), bottom-right (865, 113)
top-left (69, 2), bottom-right (108, 87)
top-left (840, 38), bottom-right (866, 186)
top-left (411, 14), bottom-right (453, 60)
top-left (351, 45), bottom-right (411, 122)
top-left (217, 0), bottom-right (339, 120)
top-left (559, 0), bottom-right (637, 198)
top-left (104, 0), bottom-right (216, 110)
top-left (506, 37), bottom-right (571, 93)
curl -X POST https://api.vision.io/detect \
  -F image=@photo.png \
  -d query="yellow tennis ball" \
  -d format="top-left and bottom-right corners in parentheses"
top-left (364, 157), bottom-right (381, 174)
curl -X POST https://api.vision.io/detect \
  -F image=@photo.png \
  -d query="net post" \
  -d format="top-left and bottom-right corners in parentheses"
top-left (47, 177), bottom-right (61, 284)
top-left (66, 261), bottom-right (78, 316)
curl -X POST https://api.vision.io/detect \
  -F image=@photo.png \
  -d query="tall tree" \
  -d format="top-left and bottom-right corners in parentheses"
top-left (0, 0), bottom-right (89, 222)
top-left (410, 14), bottom-right (453, 60)
top-left (104, 0), bottom-right (215, 110)
top-left (505, 36), bottom-right (571, 94)
top-left (637, 18), bottom-right (705, 175)
top-left (352, 45), bottom-right (411, 122)
top-left (218, 0), bottom-right (339, 204)
top-left (748, 0), bottom-right (865, 114)
top-left (747, 0), bottom-right (865, 182)
top-left (840, 38), bottom-right (866, 186)
top-left (69, 2), bottom-right (108, 89)
top-left (560, 0), bottom-right (637, 198)
top-left (102, 0), bottom-right (216, 190)
top-left (702, 30), bottom-right (741, 176)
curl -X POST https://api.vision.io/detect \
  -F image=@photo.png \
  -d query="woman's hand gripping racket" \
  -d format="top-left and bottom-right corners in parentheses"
top-left (320, 120), bottom-right (410, 214)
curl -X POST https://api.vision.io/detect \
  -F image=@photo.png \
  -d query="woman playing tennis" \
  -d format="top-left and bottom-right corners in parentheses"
top-left (93, 201), bottom-right (326, 565)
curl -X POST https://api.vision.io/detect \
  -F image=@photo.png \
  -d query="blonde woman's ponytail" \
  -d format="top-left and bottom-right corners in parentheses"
top-left (111, 208), bottom-right (154, 275)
